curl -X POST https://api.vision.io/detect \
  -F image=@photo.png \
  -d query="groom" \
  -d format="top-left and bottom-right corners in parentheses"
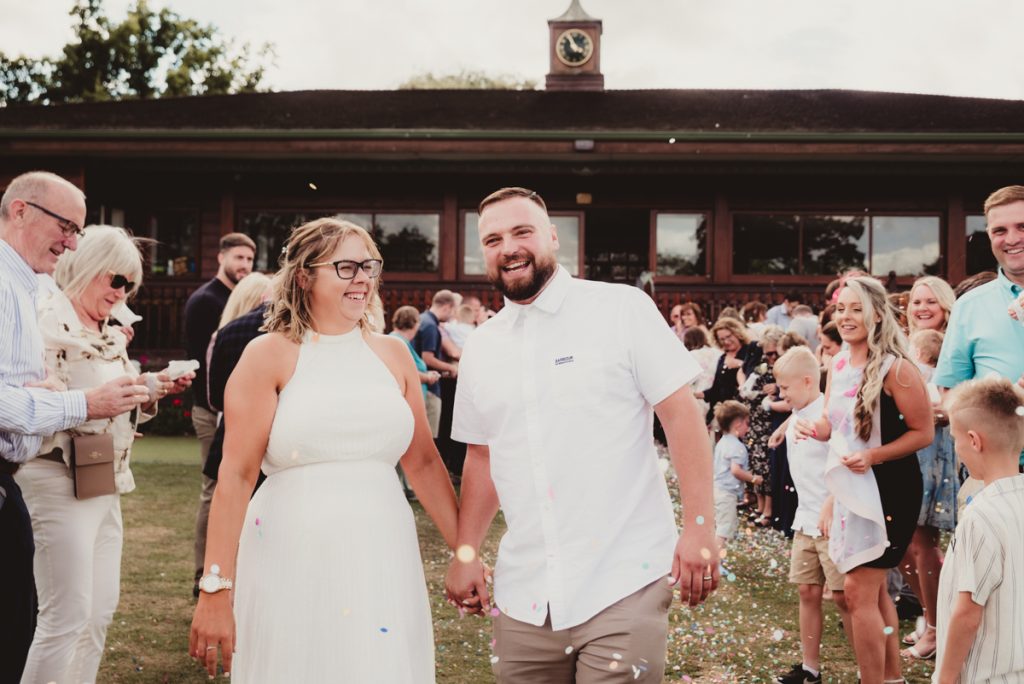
top-left (446, 187), bottom-right (718, 682)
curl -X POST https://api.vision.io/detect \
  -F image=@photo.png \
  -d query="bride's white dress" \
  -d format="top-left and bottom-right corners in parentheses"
top-left (231, 328), bottom-right (434, 682)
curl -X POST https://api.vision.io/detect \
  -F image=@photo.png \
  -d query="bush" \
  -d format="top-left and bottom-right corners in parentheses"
top-left (140, 386), bottom-right (196, 436)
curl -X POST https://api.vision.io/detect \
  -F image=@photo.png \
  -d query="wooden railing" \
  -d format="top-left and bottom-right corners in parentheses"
top-left (129, 279), bottom-right (826, 355)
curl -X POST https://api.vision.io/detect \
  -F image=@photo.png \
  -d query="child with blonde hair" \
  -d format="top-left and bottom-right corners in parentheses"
top-left (934, 376), bottom-right (1024, 683)
top-left (772, 347), bottom-right (854, 684)
top-left (712, 401), bottom-right (759, 551)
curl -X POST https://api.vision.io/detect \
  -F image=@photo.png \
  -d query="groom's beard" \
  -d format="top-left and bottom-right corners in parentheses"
top-left (487, 251), bottom-right (557, 302)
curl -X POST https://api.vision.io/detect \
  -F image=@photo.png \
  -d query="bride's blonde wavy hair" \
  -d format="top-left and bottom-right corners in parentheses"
top-left (264, 217), bottom-right (384, 342)
top-left (843, 276), bottom-right (911, 442)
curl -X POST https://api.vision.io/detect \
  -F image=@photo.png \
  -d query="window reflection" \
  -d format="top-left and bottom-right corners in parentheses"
top-left (803, 215), bottom-right (868, 275)
top-left (656, 214), bottom-right (707, 276)
top-left (733, 214), bottom-right (799, 275)
top-left (871, 216), bottom-right (941, 276)
top-left (240, 211), bottom-right (333, 272)
top-left (463, 212), bottom-right (580, 276)
top-left (966, 214), bottom-right (997, 276)
top-left (142, 209), bottom-right (200, 276)
top-left (372, 214), bottom-right (439, 273)
top-left (241, 211), bottom-right (440, 273)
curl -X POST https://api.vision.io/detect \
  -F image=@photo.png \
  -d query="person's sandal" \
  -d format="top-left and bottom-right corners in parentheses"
top-left (900, 625), bottom-right (937, 660)
top-left (902, 615), bottom-right (926, 645)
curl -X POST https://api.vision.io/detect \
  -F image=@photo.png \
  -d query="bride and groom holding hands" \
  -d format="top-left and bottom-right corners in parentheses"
top-left (190, 186), bottom-right (719, 683)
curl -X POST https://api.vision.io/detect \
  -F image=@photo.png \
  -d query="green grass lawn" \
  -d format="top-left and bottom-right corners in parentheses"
top-left (97, 438), bottom-right (937, 682)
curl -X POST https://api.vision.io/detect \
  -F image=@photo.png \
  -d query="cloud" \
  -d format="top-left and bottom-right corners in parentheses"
top-left (1, 0), bottom-right (1022, 99)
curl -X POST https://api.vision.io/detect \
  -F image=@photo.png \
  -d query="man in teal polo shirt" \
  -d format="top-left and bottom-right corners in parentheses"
top-left (935, 185), bottom-right (1024, 468)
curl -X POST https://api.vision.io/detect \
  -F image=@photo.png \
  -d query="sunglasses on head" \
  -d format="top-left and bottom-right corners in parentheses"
top-left (108, 272), bottom-right (136, 292)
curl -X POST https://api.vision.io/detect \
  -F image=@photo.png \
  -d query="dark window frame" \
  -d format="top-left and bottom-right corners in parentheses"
top-left (458, 209), bottom-right (586, 281)
top-left (729, 209), bottom-right (944, 285)
top-left (126, 207), bottom-right (203, 280)
top-left (238, 208), bottom-right (444, 282)
top-left (649, 210), bottom-right (713, 283)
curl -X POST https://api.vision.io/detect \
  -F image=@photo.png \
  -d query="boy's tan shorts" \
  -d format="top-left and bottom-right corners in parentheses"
top-left (788, 531), bottom-right (845, 591)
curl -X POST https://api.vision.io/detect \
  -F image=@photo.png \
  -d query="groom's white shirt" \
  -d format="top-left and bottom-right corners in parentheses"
top-left (452, 266), bottom-right (701, 630)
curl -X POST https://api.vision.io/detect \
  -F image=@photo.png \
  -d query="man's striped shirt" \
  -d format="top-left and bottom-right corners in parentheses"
top-left (0, 239), bottom-right (86, 464)
top-left (935, 474), bottom-right (1024, 682)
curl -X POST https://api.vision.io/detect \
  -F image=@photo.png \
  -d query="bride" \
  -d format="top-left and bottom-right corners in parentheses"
top-left (190, 218), bottom-right (458, 682)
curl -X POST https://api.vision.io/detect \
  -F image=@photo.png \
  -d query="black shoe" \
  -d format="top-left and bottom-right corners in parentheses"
top-left (776, 663), bottom-right (821, 684)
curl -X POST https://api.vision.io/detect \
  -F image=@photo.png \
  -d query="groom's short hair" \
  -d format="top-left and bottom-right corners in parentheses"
top-left (478, 187), bottom-right (548, 214)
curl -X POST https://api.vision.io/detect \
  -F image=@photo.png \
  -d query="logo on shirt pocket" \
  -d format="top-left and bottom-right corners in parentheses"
top-left (554, 355), bottom-right (574, 366)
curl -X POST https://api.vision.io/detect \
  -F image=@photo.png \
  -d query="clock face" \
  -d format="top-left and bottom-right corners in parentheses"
top-left (555, 28), bottom-right (594, 67)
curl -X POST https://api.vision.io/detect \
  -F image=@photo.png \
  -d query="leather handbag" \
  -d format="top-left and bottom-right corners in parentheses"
top-left (70, 433), bottom-right (116, 500)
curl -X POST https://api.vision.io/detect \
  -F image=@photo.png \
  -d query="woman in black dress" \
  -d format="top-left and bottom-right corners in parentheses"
top-left (705, 317), bottom-right (762, 423)
top-left (795, 277), bottom-right (933, 684)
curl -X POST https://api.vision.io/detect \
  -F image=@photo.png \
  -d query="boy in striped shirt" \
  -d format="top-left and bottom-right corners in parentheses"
top-left (934, 376), bottom-right (1024, 683)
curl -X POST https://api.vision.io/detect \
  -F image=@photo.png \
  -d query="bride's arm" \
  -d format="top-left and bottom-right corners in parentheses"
top-left (390, 340), bottom-right (459, 550)
top-left (189, 334), bottom-right (287, 678)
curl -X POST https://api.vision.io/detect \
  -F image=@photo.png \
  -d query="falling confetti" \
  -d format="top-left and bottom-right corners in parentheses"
top-left (379, 627), bottom-right (389, 633)
top-left (700, 547), bottom-right (712, 560)
top-left (490, 656), bottom-right (500, 664)
top-left (772, 629), bottom-right (784, 641)
top-left (456, 545), bottom-right (476, 563)
top-left (612, 653), bottom-right (623, 660)
top-left (565, 646), bottom-right (574, 655)
top-left (696, 515), bottom-right (705, 525)
top-left (883, 626), bottom-right (894, 635)
top-left (609, 661), bottom-right (620, 670)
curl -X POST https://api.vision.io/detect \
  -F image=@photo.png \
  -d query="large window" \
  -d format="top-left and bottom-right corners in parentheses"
top-left (965, 214), bottom-right (998, 275)
top-left (241, 211), bottom-right (334, 272)
top-left (654, 213), bottom-right (707, 276)
top-left (462, 212), bottom-right (581, 276)
top-left (128, 208), bottom-right (200, 277)
top-left (241, 211), bottom-right (440, 274)
top-left (733, 213), bottom-right (938, 277)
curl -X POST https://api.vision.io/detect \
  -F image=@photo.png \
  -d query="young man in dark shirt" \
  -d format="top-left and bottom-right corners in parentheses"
top-left (183, 231), bottom-right (255, 596)
top-left (414, 290), bottom-right (458, 438)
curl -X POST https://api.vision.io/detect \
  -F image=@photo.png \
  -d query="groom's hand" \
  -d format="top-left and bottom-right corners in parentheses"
top-left (445, 555), bottom-right (489, 615)
top-left (669, 528), bottom-right (719, 607)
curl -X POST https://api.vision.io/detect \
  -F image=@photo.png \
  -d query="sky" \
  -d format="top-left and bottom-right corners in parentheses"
top-left (2, 0), bottom-right (1023, 100)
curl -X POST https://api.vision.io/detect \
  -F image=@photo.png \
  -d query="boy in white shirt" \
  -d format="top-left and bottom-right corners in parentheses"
top-left (712, 401), bottom-right (759, 549)
top-left (772, 347), bottom-right (853, 684)
top-left (934, 376), bottom-right (1024, 684)
top-left (443, 303), bottom-right (477, 350)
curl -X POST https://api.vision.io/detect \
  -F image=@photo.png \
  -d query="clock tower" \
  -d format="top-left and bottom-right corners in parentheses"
top-left (546, 0), bottom-right (604, 91)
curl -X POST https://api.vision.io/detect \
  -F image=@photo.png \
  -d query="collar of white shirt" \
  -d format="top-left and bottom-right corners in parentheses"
top-left (499, 264), bottom-right (571, 325)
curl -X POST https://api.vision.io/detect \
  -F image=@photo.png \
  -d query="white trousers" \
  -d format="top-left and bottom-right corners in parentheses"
top-left (16, 459), bottom-right (123, 684)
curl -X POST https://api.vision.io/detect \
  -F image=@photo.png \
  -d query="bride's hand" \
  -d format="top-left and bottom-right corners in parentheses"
top-left (190, 592), bottom-right (235, 677)
top-left (445, 555), bottom-right (490, 616)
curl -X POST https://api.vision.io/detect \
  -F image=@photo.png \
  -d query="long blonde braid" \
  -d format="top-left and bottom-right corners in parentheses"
top-left (845, 277), bottom-right (911, 442)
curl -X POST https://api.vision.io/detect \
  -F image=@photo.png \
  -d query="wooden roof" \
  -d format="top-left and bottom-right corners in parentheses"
top-left (2, 89), bottom-right (1024, 138)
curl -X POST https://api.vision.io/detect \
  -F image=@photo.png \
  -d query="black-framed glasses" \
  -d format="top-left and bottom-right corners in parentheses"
top-left (306, 258), bottom-right (383, 280)
top-left (108, 272), bottom-right (136, 292)
top-left (24, 201), bottom-right (84, 238)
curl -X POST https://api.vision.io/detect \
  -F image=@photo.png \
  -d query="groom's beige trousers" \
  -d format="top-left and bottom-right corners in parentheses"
top-left (491, 577), bottom-right (672, 683)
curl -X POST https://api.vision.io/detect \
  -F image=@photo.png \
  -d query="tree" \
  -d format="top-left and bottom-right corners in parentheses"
top-left (399, 69), bottom-right (537, 91)
top-left (0, 0), bottom-right (274, 106)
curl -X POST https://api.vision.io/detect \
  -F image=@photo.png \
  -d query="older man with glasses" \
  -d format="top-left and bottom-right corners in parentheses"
top-left (0, 171), bottom-right (146, 683)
